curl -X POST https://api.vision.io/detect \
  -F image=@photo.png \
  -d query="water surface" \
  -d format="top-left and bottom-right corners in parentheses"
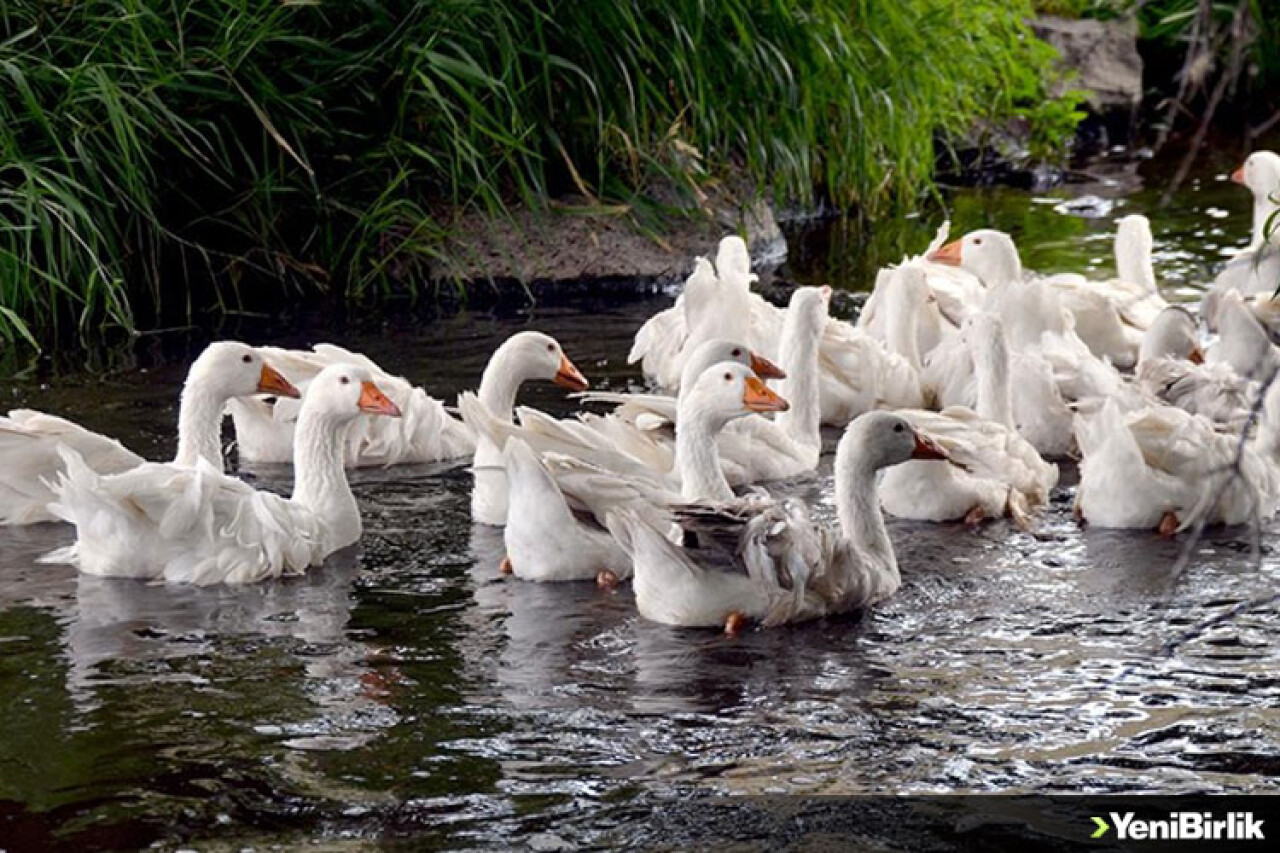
top-left (2, 147), bottom-right (1279, 850)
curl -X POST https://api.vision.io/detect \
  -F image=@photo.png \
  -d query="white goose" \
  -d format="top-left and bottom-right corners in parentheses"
top-left (0, 342), bottom-right (299, 525)
top-left (459, 339), bottom-right (772, 490)
top-left (606, 411), bottom-right (948, 632)
top-left (43, 364), bottom-right (402, 585)
top-left (1136, 306), bottom-right (1251, 429)
top-left (229, 343), bottom-right (474, 467)
top-left (470, 332), bottom-right (590, 526)
top-left (1236, 150), bottom-right (1280, 250)
top-left (629, 238), bottom-right (767, 389)
top-left (1032, 215), bottom-right (1167, 367)
top-left (495, 362), bottom-right (790, 585)
top-left (858, 222), bottom-right (983, 359)
top-left (911, 267), bottom-right (1074, 458)
top-left (1073, 385), bottom-right (1280, 533)
top-left (1203, 150), bottom-right (1280, 329)
top-left (1107, 214), bottom-right (1169, 330)
top-left (581, 286), bottom-right (829, 484)
top-left (880, 314), bottom-right (1058, 526)
top-left (929, 229), bottom-right (1124, 404)
top-left (1207, 290), bottom-right (1280, 381)
top-left (631, 235), bottom-right (923, 425)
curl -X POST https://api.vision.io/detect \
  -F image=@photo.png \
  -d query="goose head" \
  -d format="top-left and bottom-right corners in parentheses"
top-left (929, 229), bottom-right (1023, 286)
top-left (494, 331), bottom-right (589, 391)
top-left (1231, 150), bottom-right (1280, 200)
top-left (188, 341), bottom-right (299, 401)
top-left (839, 411), bottom-right (949, 472)
top-left (679, 339), bottom-right (785, 392)
top-left (302, 364), bottom-right (401, 421)
top-left (779, 286), bottom-right (831, 372)
top-left (1233, 151), bottom-right (1280, 247)
top-left (677, 361), bottom-right (789, 433)
top-left (1139, 306), bottom-right (1202, 365)
top-left (714, 235), bottom-right (757, 287)
top-left (786, 285), bottom-right (831, 335)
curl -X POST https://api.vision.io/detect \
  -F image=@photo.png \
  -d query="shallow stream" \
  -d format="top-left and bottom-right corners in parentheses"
top-left (1, 147), bottom-right (1278, 850)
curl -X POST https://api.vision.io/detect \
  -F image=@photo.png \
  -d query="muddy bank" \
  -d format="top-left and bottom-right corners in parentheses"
top-left (422, 16), bottom-right (1149, 300)
top-left (427, 185), bottom-right (786, 301)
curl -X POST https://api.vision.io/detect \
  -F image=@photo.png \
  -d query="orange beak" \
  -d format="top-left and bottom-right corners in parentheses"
top-left (1231, 164), bottom-right (1247, 185)
top-left (258, 363), bottom-right (300, 398)
top-left (927, 239), bottom-right (963, 267)
top-left (553, 354), bottom-right (589, 391)
top-left (743, 375), bottom-right (789, 413)
top-left (912, 431), bottom-right (949, 460)
top-left (1188, 345), bottom-right (1205, 365)
top-left (749, 351), bottom-right (787, 380)
top-left (358, 381), bottom-right (401, 417)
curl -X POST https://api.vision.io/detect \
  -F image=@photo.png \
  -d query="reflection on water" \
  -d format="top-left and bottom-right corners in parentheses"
top-left (2, 148), bottom-right (1280, 848)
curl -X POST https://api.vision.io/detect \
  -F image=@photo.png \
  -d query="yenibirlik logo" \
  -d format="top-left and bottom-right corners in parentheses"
top-left (1091, 812), bottom-right (1265, 841)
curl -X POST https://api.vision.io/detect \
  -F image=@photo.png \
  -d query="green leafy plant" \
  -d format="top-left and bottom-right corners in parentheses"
top-left (0, 0), bottom-right (1077, 352)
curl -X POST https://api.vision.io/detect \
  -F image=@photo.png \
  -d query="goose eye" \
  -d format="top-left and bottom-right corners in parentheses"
top-left (732, 348), bottom-right (742, 357)
top-left (546, 343), bottom-right (555, 353)
top-left (894, 423), bottom-right (904, 433)
top-left (340, 376), bottom-right (350, 385)
top-left (242, 354), bottom-right (253, 364)
top-left (723, 372), bottom-right (732, 382)
top-left (973, 238), bottom-right (983, 246)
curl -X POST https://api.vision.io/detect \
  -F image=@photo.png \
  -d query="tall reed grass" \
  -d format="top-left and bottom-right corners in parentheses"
top-left (0, 0), bottom-right (1072, 350)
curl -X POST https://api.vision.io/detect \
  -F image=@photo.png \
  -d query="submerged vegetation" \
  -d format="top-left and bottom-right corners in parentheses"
top-left (0, 0), bottom-right (1075, 351)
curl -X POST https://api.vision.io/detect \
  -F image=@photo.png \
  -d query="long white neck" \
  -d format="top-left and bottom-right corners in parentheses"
top-left (972, 335), bottom-right (1014, 429)
top-left (172, 381), bottom-right (226, 470)
top-left (835, 451), bottom-right (895, 574)
top-left (675, 409), bottom-right (734, 503)
top-left (1253, 194), bottom-right (1279, 249)
top-left (776, 313), bottom-right (823, 451)
top-left (291, 410), bottom-right (360, 550)
top-left (1116, 234), bottom-right (1156, 293)
top-left (883, 283), bottom-right (922, 369)
top-left (477, 346), bottom-right (526, 425)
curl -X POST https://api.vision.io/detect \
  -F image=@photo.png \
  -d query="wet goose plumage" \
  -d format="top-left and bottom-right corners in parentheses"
top-left (607, 411), bottom-right (948, 631)
top-left (43, 365), bottom-right (401, 585)
top-left (0, 342), bottom-right (299, 525)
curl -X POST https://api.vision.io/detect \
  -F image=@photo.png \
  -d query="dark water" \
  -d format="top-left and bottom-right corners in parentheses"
top-left (2, 148), bottom-right (1279, 851)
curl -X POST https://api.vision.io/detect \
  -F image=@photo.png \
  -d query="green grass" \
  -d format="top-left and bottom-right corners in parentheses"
top-left (0, 0), bottom-right (1075, 352)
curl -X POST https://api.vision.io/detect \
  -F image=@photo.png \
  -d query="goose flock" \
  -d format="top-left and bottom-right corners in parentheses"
top-left (2, 151), bottom-right (1278, 635)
